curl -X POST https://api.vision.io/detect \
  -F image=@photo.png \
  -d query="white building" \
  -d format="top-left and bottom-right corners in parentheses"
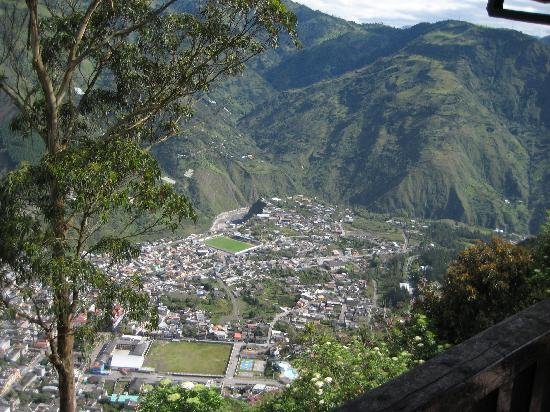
top-left (110, 335), bottom-right (151, 370)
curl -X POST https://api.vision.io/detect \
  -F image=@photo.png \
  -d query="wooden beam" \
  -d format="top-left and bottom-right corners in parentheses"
top-left (487, 0), bottom-right (550, 25)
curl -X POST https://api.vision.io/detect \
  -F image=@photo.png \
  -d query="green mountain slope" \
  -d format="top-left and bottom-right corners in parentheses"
top-left (240, 21), bottom-right (550, 233)
top-left (1, 3), bottom-right (549, 233)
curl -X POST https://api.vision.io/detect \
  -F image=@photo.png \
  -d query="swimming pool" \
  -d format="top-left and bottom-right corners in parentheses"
top-left (239, 358), bottom-right (254, 371)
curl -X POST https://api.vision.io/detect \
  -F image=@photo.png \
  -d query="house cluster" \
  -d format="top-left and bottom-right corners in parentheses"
top-left (0, 319), bottom-right (88, 411)
top-left (89, 196), bottom-right (412, 343)
top-left (0, 195), bottom-right (424, 409)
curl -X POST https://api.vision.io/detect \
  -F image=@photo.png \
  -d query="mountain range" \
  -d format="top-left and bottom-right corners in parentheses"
top-left (1, 2), bottom-right (550, 233)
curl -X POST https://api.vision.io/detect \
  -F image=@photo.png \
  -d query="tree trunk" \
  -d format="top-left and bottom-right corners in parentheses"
top-left (57, 326), bottom-right (76, 412)
top-left (51, 175), bottom-right (76, 411)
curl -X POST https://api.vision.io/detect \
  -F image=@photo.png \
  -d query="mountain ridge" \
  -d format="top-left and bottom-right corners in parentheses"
top-left (1, 4), bottom-right (549, 233)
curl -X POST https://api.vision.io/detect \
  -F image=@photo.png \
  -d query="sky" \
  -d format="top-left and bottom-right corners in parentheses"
top-left (294, 0), bottom-right (550, 37)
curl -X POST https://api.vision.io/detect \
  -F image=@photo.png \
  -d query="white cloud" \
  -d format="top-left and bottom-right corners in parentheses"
top-left (294, 0), bottom-right (550, 37)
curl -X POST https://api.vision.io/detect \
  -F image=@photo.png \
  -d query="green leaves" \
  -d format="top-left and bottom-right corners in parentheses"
top-left (261, 335), bottom-right (410, 412)
top-left (0, 136), bottom-right (194, 345)
top-left (417, 236), bottom-right (540, 343)
top-left (387, 313), bottom-right (447, 366)
top-left (138, 381), bottom-right (226, 412)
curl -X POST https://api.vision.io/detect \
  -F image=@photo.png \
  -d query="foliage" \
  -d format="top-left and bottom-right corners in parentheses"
top-left (374, 254), bottom-right (406, 297)
top-left (382, 286), bottom-right (410, 309)
top-left (138, 380), bottom-right (226, 412)
top-left (296, 268), bottom-right (331, 286)
top-left (259, 335), bottom-right (410, 411)
top-left (241, 284), bottom-right (297, 320)
top-left (417, 236), bottom-right (543, 343)
top-left (257, 322), bottom-right (445, 411)
top-left (0, 138), bottom-right (191, 345)
top-left (3, 11), bottom-right (550, 232)
top-left (238, 21), bottom-right (550, 233)
top-left (416, 222), bottom-right (492, 283)
top-left (386, 313), bottom-right (447, 366)
top-left (138, 318), bottom-right (446, 412)
top-left (0, 125), bottom-right (44, 165)
top-left (0, 0), bottom-right (296, 409)
top-left (529, 211), bottom-right (550, 300)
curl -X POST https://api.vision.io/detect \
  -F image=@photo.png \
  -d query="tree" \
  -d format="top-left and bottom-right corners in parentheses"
top-left (382, 286), bottom-right (410, 309)
top-left (417, 236), bottom-right (540, 343)
top-left (138, 380), bottom-right (229, 412)
top-left (260, 335), bottom-right (410, 412)
top-left (386, 313), bottom-right (447, 366)
top-left (530, 211), bottom-right (550, 301)
top-left (0, 1), bottom-right (296, 411)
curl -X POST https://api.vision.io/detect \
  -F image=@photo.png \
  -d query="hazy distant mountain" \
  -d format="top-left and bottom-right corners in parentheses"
top-left (2, 2), bottom-right (550, 233)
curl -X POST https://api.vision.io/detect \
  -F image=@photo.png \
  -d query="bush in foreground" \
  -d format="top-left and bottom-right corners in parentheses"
top-left (139, 380), bottom-right (226, 412)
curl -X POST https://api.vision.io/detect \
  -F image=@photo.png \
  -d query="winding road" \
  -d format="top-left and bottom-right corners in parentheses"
top-left (216, 275), bottom-right (240, 322)
top-left (267, 309), bottom-right (290, 343)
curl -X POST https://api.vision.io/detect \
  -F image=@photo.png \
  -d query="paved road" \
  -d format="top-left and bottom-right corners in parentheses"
top-left (216, 275), bottom-right (240, 322)
top-left (339, 304), bottom-right (347, 323)
top-left (105, 369), bottom-right (282, 388)
top-left (224, 342), bottom-right (244, 379)
top-left (372, 279), bottom-right (378, 306)
top-left (403, 255), bottom-right (418, 279)
top-left (87, 333), bottom-right (112, 367)
top-left (401, 229), bottom-right (410, 251)
top-left (267, 309), bottom-right (290, 343)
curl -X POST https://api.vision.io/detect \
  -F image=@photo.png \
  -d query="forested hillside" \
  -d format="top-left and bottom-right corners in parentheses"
top-left (2, 2), bottom-right (549, 233)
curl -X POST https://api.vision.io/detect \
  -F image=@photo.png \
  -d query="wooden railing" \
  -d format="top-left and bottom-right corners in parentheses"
top-left (487, 0), bottom-right (550, 25)
top-left (338, 298), bottom-right (550, 412)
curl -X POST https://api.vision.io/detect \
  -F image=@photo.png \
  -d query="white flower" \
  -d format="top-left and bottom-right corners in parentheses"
top-left (181, 381), bottom-right (195, 390)
top-left (167, 393), bottom-right (181, 402)
top-left (373, 346), bottom-right (380, 352)
top-left (414, 336), bottom-right (422, 342)
top-left (285, 384), bottom-right (291, 388)
top-left (314, 380), bottom-right (324, 388)
top-left (324, 377), bottom-right (333, 383)
top-left (417, 343), bottom-right (424, 348)
top-left (391, 357), bottom-right (398, 361)
top-left (317, 389), bottom-right (323, 395)
top-left (319, 400), bottom-right (325, 405)
top-left (314, 372), bottom-right (321, 379)
top-left (418, 359), bottom-right (425, 364)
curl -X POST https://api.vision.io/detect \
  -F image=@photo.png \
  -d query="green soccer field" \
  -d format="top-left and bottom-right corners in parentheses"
top-left (204, 236), bottom-right (254, 253)
top-left (143, 341), bottom-right (232, 375)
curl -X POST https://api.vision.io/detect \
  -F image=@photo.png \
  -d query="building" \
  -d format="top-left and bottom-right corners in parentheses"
top-left (0, 369), bottom-right (21, 396)
top-left (109, 336), bottom-right (151, 371)
top-left (323, 259), bottom-right (346, 271)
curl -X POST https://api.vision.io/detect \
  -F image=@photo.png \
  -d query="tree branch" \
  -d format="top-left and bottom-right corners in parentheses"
top-left (0, 80), bottom-right (27, 113)
top-left (56, 0), bottom-right (103, 105)
top-left (25, 0), bottom-right (58, 150)
top-left (110, 0), bottom-right (178, 38)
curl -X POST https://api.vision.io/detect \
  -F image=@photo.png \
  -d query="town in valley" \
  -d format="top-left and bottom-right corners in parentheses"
top-left (0, 195), bottom-right (499, 411)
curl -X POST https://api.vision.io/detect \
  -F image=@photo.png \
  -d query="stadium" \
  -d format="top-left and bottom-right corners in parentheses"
top-left (203, 235), bottom-right (261, 255)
